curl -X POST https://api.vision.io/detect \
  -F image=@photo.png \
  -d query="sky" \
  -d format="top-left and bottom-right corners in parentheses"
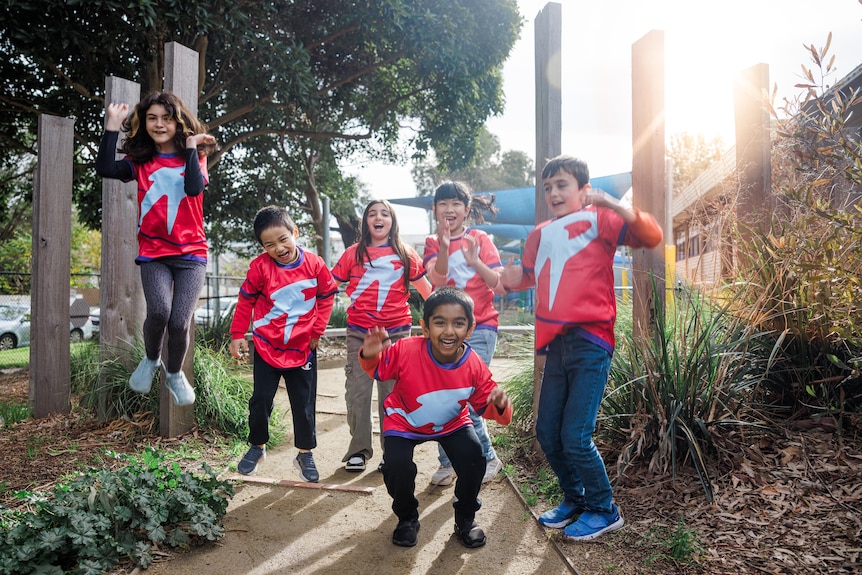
top-left (341, 0), bottom-right (862, 239)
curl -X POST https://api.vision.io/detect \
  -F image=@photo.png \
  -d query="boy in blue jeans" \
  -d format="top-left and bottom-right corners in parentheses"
top-left (501, 155), bottom-right (663, 540)
top-left (230, 206), bottom-right (338, 482)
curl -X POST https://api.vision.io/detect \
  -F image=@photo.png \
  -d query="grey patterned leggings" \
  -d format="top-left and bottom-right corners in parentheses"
top-left (139, 258), bottom-right (206, 373)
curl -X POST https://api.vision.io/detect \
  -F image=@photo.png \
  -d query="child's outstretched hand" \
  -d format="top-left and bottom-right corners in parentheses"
top-left (461, 234), bottom-right (480, 267)
top-left (500, 257), bottom-right (523, 290)
top-left (105, 103), bottom-right (129, 131)
top-left (487, 387), bottom-right (511, 413)
top-left (361, 326), bottom-right (391, 358)
top-left (436, 218), bottom-right (451, 251)
top-left (229, 337), bottom-right (249, 361)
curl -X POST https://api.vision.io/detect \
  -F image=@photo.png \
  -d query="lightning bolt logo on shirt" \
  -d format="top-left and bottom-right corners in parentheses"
top-left (352, 254), bottom-right (403, 312)
top-left (536, 211), bottom-right (597, 309)
top-left (253, 278), bottom-right (317, 343)
top-left (447, 242), bottom-right (479, 288)
top-left (140, 165), bottom-right (186, 234)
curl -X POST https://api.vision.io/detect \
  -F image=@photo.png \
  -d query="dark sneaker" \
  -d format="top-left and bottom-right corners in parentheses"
top-left (454, 520), bottom-right (487, 548)
top-left (345, 454), bottom-right (366, 472)
top-left (377, 461), bottom-right (385, 473)
top-left (237, 445), bottom-right (266, 475)
top-left (538, 499), bottom-right (585, 528)
top-left (392, 518), bottom-right (420, 547)
top-left (129, 356), bottom-right (160, 393)
top-left (294, 452), bottom-right (319, 482)
top-left (563, 503), bottom-right (624, 541)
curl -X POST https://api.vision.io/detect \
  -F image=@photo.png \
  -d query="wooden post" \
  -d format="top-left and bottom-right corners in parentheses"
top-left (630, 30), bottom-right (667, 340)
top-left (31, 115), bottom-right (75, 417)
top-left (532, 2), bottom-right (561, 435)
top-left (734, 63), bottom-right (772, 252)
top-left (160, 41), bottom-right (200, 437)
top-left (99, 77), bottom-right (143, 420)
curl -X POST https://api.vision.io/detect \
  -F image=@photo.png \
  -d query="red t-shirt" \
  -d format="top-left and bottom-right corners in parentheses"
top-left (423, 228), bottom-right (501, 329)
top-left (230, 248), bottom-right (338, 368)
top-left (129, 152), bottom-right (209, 263)
top-left (515, 206), bottom-right (660, 352)
top-left (367, 337), bottom-right (500, 440)
top-left (331, 243), bottom-right (425, 331)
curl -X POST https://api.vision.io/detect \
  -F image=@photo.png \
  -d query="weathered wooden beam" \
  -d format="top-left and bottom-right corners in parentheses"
top-left (31, 114), bottom-right (75, 417)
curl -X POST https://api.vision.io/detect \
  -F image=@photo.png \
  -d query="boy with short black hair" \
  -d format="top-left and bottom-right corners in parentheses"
top-left (358, 286), bottom-right (512, 548)
top-left (230, 205), bottom-right (338, 482)
top-left (501, 155), bottom-right (663, 541)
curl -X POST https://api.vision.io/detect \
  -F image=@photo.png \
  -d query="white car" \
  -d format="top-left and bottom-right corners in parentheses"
top-left (193, 298), bottom-right (237, 326)
top-left (0, 304), bottom-right (94, 350)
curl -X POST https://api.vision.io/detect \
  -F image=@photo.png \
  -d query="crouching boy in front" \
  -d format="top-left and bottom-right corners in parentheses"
top-left (357, 286), bottom-right (512, 548)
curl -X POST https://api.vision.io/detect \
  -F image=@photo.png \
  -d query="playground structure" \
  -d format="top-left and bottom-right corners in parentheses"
top-left (27, 2), bottom-right (774, 436)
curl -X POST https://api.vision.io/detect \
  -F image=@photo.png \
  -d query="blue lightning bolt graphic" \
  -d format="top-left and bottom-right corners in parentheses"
top-left (253, 278), bottom-right (317, 343)
top-left (386, 387), bottom-right (475, 432)
top-left (140, 166), bottom-right (186, 234)
top-left (352, 254), bottom-right (402, 312)
top-left (535, 211), bottom-right (598, 309)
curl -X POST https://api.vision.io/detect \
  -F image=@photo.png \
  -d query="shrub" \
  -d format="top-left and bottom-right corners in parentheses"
top-left (0, 448), bottom-right (233, 575)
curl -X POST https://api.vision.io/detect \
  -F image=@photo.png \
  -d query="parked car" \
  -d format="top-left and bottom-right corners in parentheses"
top-left (90, 307), bottom-right (100, 336)
top-left (193, 297), bottom-right (237, 327)
top-left (0, 304), bottom-right (94, 350)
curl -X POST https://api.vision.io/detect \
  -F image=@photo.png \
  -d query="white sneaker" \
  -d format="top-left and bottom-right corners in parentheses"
top-left (129, 356), bottom-right (160, 393)
top-left (430, 465), bottom-right (456, 486)
top-left (482, 458), bottom-right (503, 483)
top-left (165, 371), bottom-right (196, 406)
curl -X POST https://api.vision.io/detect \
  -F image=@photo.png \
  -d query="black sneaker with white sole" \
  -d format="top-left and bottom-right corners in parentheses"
top-left (345, 453), bottom-right (366, 472)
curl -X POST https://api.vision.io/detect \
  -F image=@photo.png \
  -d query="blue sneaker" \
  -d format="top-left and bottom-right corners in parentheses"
top-left (295, 452), bottom-right (319, 482)
top-left (237, 445), bottom-right (266, 475)
top-left (563, 503), bottom-right (624, 541)
top-left (165, 371), bottom-right (195, 406)
top-left (538, 499), bottom-right (585, 528)
top-left (129, 356), bottom-right (160, 393)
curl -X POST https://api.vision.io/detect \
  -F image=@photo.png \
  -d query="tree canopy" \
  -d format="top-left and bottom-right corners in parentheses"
top-left (0, 0), bottom-right (522, 255)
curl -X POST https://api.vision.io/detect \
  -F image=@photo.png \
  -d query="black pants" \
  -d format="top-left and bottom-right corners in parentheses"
top-left (248, 351), bottom-right (317, 449)
top-left (383, 426), bottom-right (484, 523)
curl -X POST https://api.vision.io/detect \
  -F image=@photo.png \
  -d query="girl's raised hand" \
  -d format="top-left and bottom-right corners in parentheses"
top-left (436, 218), bottom-right (451, 251)
top-left (461, 234), bottom-right (479, 266)
top-left (105, 103), bottom-right (129, 131)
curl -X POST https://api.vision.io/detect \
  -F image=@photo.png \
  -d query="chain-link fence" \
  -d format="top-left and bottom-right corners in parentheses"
top-left (0, 272), bottom-right (247, 368)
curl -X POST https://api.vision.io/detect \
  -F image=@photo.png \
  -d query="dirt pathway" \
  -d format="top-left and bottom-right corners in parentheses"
top-left (145, 359), bottom-right (573, 575)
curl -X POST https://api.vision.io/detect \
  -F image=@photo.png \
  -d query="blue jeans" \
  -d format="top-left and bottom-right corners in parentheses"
top-left (438, 328), bottom-right (498, 466)
top-left (536, 331), bottom-right (614, 513)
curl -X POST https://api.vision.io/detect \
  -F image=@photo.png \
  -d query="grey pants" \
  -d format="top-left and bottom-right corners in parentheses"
top-left (342, 327), bottom-right (410, 462)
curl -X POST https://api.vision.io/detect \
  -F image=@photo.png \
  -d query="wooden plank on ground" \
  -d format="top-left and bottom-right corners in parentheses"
top-left (233, 475), bottom-right (375, 494)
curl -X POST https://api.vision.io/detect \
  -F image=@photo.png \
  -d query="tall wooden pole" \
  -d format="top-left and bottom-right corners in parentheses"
top-left (532, 2), bottom-right (562, 432)
top-left (630, 30), bottom-right (667, 340)
top-left (99, 76), bottom-right (143, 420)
top-left (30, 115), bottom-right (75, 417)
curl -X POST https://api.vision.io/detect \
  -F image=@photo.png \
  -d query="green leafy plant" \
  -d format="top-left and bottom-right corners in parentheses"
top-left (0, 401), bottom-right (30, 427)
top-left (643, 515), bottom-right (703, 566)
top-left (603, 284), bottom-right (772, 502)
top-left (0, 447), bottom-right (234, 575)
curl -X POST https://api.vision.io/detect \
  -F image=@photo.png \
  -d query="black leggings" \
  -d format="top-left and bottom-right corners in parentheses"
top-left (139, 258), bottom-right (206, 373)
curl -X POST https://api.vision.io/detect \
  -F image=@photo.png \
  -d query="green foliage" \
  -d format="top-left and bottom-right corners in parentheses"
top-left (667, 132), bottom-right (725, 195)
top-left (499, 360), bottom-right (537, 431)
top-left (1, 1), bottom-right (522, 255)
top-left (195, 310), bottom-right (234, 351)
top-left (603, 286), bottom-right (771, 502)
top-left (0, 447), bottom-right (234, 575)
top-left (728, 38), bottom-right (862, 415)
top-left (327, 298), bottom-right (348, 329)
top-left (71, 340), bottom-right (285, 443)
top-left (517, 468), bottom-right (562, 508)
top-left (411, 127), bottom-right (534, 197)
top-left (0, 234), bottom-right (31, 293)
top-left (643, 515), bottom-right (703, 567)
top-left (0, 401), bottom-right (30, 428)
